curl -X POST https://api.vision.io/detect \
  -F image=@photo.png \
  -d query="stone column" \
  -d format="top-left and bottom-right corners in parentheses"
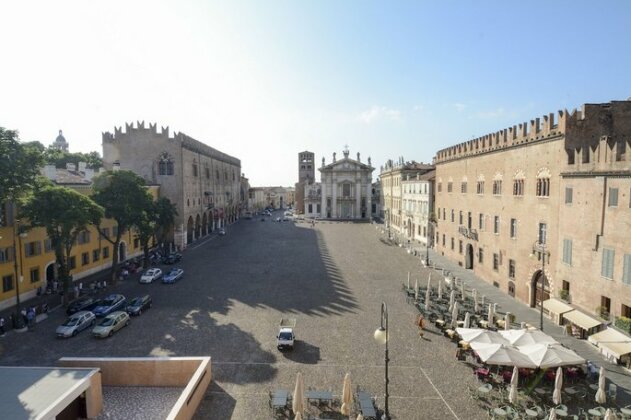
top-left (320, 178), bottom-right (327, 218)
top-left (366, 180), bottom-right (372, 219)
top-left (331, 177), bottom-right (337, 218)
top-left (355, 179), bottom-right (361, 219)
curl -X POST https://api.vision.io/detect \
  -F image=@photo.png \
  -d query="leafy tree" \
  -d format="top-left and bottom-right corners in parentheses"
top-left (21, 185), bottom-right (104, 301)
top-left (0, 128), bottom-right (44, 204)
top-left (133, 197), bottom-right (178, 268)
top-left (154, 197), bottom-right (178, 249)
top-left (43, 147), bottom-right (103, 169)
top-left (91, 170), bottom-right (153, 284)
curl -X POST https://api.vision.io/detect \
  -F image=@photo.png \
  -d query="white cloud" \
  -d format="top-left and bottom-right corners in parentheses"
top-left (358, 106), bottom-right (402, 123)
top-left (454, 103), bottom-right (467, 112)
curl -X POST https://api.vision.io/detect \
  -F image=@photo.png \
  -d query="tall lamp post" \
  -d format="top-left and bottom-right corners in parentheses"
top-left (530, 240), bottom-right (549, 331)
top-left (374, 302), bottom-right (389, 420)
top-left (12, 219), bottom-right (27, 329)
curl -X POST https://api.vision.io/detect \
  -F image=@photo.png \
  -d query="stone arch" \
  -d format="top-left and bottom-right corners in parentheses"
top-left (195, 214), bottom-right (201, 239)
top-left (186, 216), bottom-right (194, 244)
top-left (536, 167), bottom-right (552, 178)
top-left (477, 174), bottom-right (485, 182)
top-left (493, 172), bottom-right (503, 181)
top-left (45, 260), bottom-right (56, 286)
top-left (529, 269), bottom-right (550, 308)
top-left (513, 169), bottom-right (526, 179)
top-left (465, 243), bottom-right (474, 269)
top-left (202, 212), bottom-right (208, 236)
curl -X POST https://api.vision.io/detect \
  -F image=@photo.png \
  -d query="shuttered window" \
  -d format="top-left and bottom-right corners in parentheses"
top-left (601, 248), bottom-right (615, 280)
top-left (562, 239), bottom-right (573, 266)
top-left (623, 254), bottom-right (631, 285)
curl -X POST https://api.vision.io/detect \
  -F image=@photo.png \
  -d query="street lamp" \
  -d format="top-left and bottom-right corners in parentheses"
top-left (374, 302), bottom-right (389, 420)
top-left (530, 240), bottom-right (550, 331)
top-left (12, 219), bottom-right (27, 329)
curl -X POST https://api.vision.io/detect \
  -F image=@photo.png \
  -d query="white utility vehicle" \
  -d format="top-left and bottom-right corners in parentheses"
top-left (277, 318), bottom-right (296, 350)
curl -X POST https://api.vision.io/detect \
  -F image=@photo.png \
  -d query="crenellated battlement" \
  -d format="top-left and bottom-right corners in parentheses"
top-left (102, 120), bottom-right (172, 143)
top-left (434, 99), bottom-right (631, 164)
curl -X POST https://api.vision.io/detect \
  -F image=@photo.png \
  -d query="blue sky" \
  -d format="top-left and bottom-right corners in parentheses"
top-left (1, 1), bottom-right (630, 186)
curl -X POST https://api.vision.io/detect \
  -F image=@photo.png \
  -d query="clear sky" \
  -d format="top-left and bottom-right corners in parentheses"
top-left (1, 1), bottom-right (630, 187)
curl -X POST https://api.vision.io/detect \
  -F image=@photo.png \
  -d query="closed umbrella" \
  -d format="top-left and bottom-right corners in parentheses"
top-left (472, 289), bottom-right (478, 313)
top-left (460, 279), bottom-right (466, 301)
top-left (340, 373), bottom-right (352, 415)
top-left (295, 413), bottom-right (303, 420)
top-left (427, 273), bottom-right (432, 292)
top-left (464, 312), bottom-right (471, 329)
top-left (604, 408), bottom-right (617, 420)
top-left (415, 278), bottom-right (419, 301)
top-left (437, 278), bottom-right (443, 300)
top-left (407, 272), bottom-right (410, 290)
top-left (425, 287), bottom-right (431, 312)
top-left (553, 366), bottom-right (563, 405)
top-left (487, 304), bottom-right (494, 325)
top-left (509, 366), bottom-right (518, 404)
top-left (292, 372), bottom-right (305, 418)
top-left (451, 301), bottom-right (459, 328)
top-left (595, 366), bottom-right (607, 404)
top-left (449, 290), bottom-right (456, 312)
top-left (481, 295), bottom-right (486, 306)
top-left (505, 312), bottom-right (512, 331)
top-left (548, 407), bottom-right (557, 420)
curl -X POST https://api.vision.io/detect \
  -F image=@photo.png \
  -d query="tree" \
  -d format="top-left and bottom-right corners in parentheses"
top-left (133, 197), bottom-right (177, 268)
top-left (154, 197), bottom-right (178, 249)
top-left (91, 170), bottom-right (153, 284)
top-left (0, 127), bottom-right (44, 204)
top-left (43, 147), bottom-right (103, 169)
top-left (21, 185), bottom-right (104, 301)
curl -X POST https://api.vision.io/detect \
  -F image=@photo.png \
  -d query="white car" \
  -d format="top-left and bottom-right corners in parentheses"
top-left (56, 311), bottom-right (96, 338)
top-left (140, 268), bottom-right (162, 284)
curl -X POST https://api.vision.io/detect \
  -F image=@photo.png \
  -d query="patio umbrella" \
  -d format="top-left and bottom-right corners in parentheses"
top-left (553, 366), bottom-right (563, 405)
top-left (425, 287), bottom-right (431, 312)
top-left (509, 366), bottom-right (518, 404)
top-left (292, 372), bottom-right (305, 418)
top-left (295, 413), bottom-right (303, 420)
top-left (464, 312), bottom-right (471, 329)
top-left (356, 415), bottom-right (364, 420)
top-left (502, 329), bottom-right (558, 346)
top-left (340, 373), bottom-right (352, 416)
top-left (469, 342), bottom-right (537, 368)
top-left (415, 278), bottom-right (419, 301)
top-left (604, 408), bottom-right (616, 420)
top-left (595, 366), bottom-right (607, 404)
top-left (451, 301), bottom-right (459, 328)
top-left (548, 407), bottom-right (557, 420)
top-left (449, 290), bottom-right (455, 312)
top-left (518, 344), bottom-right (585, 369)
top-left (472, 289), bottom-right (478, 313)
top-left (437, 278), bottom-right (443, 300)
top-left (487, 304), bottom-right (494, 325)
top-left (456, 328), bottom-right (508, 344)
top-left (504, 312), bottom-right (512, 331)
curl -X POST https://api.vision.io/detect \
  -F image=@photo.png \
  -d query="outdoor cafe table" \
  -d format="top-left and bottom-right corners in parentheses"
top-left (555, 407), bottom-right (568, 417)
top-left (306, 390), bottom-right (333, 405)
top-left (445, 329), bottom-right (456, 338)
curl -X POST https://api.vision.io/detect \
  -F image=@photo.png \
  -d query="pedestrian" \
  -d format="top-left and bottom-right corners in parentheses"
top-left (21, 308), bottom-right (27, 326)
top-left (26, 307), bottom-right (35, 330)
top-left (0, 316), bottom-right (5, 336)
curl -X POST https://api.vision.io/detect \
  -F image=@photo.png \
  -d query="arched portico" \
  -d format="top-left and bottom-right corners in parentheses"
top-left (530, 270), bottom-right (550, 308)
top-left (187, 216), bottom-right (194, 244)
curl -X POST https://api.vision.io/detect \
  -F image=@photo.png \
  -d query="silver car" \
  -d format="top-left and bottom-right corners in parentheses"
top-left (92, 311), bottom-right (130, 338)
top-left (56, 311), bottom-right (96, 338)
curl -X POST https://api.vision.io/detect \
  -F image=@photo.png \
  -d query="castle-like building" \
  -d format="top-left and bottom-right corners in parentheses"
top-left (102, 122), bottom-right (244, 249)
top-left (433, 99), bottom-right (631, 333)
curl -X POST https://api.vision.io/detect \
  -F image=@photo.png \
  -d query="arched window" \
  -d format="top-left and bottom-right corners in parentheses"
top-left (536, 168), bottom-right (551, 197)
top-left (513, 170), bottom-right (525, 196)
top-left (476, 174), bottom-right (485, 195)
top-left (492, 172), bottom-right (503, 195)
top-left (158, 152), bottom-right (174, 176)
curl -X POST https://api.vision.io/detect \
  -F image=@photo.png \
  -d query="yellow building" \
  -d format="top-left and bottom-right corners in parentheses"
top-left (0, 164), bottom-right (159, 312)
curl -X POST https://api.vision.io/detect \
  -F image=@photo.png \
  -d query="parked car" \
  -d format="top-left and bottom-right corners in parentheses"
top-left (163, 268), bottom-right (184, 284)
top-left (92, 294), bottom-right (126, 317)
top-left (126, 295), bottom-right (152, 316)
top-left (163, 253), bottom-right (182, 265)
top-left (140, 268), bottom-right (163, 284)
top-left (66, 297), bottom-right (96, 315)
top-left (92, 311), bottom-right (130, 338)
top-left (56, 311), bottom-right (96, 338)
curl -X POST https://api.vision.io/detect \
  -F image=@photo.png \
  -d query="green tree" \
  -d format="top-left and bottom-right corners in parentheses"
top-left (133, 197), bottom-right (177, 268)
top-left (91, 170), bottom-right (153, 284)
top-left (154, 197), bottom-right (178, 249)
top-left (43, 147), bottom-right (103, 170)
top-left (21, 185), bottom-right (104, 302)
top-left (0, 128), bottom-right (44, 204)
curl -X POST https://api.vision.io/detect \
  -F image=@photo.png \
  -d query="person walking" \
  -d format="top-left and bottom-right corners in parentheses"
top-left (0, 316), bottom-right (5, 336)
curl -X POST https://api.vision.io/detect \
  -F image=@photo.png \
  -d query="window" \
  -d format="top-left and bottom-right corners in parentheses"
top-left (563, 239), bottom-right (573, 266)
top-left (493, 253), bottom-right (499, 271)
top-left (101, 227), bottom-right (110, 238)
top-left (451, 210), bottom-right (455, 223)
top-left (477, 181), bottom-right (484, 194)
top-left (103, 246), bottom-right (110, 259)
top-left (494, 216), bottom-right (500, 234)
top-left (493, 180), bottom-right (502, 195)
top-left (205, 167), bottom-right (210, 179)
top-left (601, 248), bottom-right (615, 279)
top-left (158, 159), bottom-right (174, 175)
top-left (623, 254), bottom-right (631, 285)
top-left (93, 249), bottom-right (100, 262)
top-left (133, 238), bottom-right (140, 249)
top-left (538, 223), bottom-right (547, 244)
top-left (562, 280), bottom-right (570, 293)
top-left (442, 234), bottom-right (445, 246)
top-left (461, 182), bottom-right (467, 193)
top-left (622, 304), bottom-right (631, 319)
top-left (342, 183), bottom-right (351, 197)
top-left (447, 182), bottom-right (453, 192)
top-left (608, 188), bottom-right (619, 207)
top-left (459, 211), bottom-right (463, 225)
top-left (316, 204), bottom-right (321, 213)
top-left (0, 247), bottom-right (14, 264)
top-left (513, 179), bottom-right (524, 196)
top-left (44, 238), bottom-right (53, 253)
top-left (508, 282), bottom-right (515, 297)
top-left (536, 177), bottom-right (550, 197)
top-left (510, 219), bottom-right (517, 238)
top-left (69, 256), bottom-right (76, 270)
top-left (112, 226), bottom-right (118, 237)
top-left (479, 214), bottom-right (484, 230)
top-left (601, 296), bottom-right (611, 316)
top-left (565, 187), bottom-right (573, 204)
top-left (192, 163), bottom-right (198, 177)
top-left (508, 259), bottom-right (516, 279)
top-left (81, 252), bottom-right (89, 265)
top-left (478, 248), bottom-right (484, 264)
top-left (437, 182), bottom-right (442, 192)
top-left (2, 274), bottom-right (13, 292)
top-left (459, 240), bottom-right (463, 254)
top-left (24, 241), bottom-right (42, 257)
top-left (78, 230), bottom-right (91, 245)
top-left (451, 237), bottom-right (455, 250)
top-left (468, 212), bottom-right (472, 229)
top-left (29, 267), bottom-right (39, 283)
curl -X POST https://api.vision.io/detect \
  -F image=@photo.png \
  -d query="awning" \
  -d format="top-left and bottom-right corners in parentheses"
top-left (589, 328), bottom-right (631, 359)
top-left (563, 310), bottom-right (602, 330)
top-left (543, 298), bottom-right (574, 314)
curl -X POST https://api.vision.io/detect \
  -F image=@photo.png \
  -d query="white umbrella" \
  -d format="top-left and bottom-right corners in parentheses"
top-left (356, 415), bottom-right (364, 420)
top-left (437, 278), bottom-right (443, 300)
top-left (481, 295), bottom-right (486, 306)
top-left (292, 372), bottom-right (305, 417)
top-left (469, 342), bottom-right (537, 368)
top-left (463, 312), bottom-right (471, 329)
top-left (449, 290), bottom-right (455, 312)
top-left (472, 289), bottom-right (478, 313)
top-left (425, 287), bottom-right (431, 311)
top-left (501, 329), bottom-right (558, 346)
top-left (415, 278), bottom-right (419, 301)
top-left (407, 272), bottom-right (410, 289)
top-left (451, 301), bottom-right (459, 328)
top-left (460, 279), bottom-right (466, 301)
top-left (604, 408), bottom-right (617, 420)
top-left (341, 373), bottom-right (352, 415)
top-left (553, 366), bottom-right (563, 405)
top-left (509, 366), bottom-right (518, 404)
top-left (548, 407), bottom-right (557, 420)
top-left (518, 344), bottom-right (585, 369)
top-left (595, 366), bottom-right (607, 404)
top-left (456, 328), bottom-right (509, 344)
top-left (487, 304), bottom-right (494, 325)
top-left (504, 312), bottom-right (512, 331)
top-left (295, 413), bottom-right (303, 420)
top-left (427, 272), bottom-right (432, 291)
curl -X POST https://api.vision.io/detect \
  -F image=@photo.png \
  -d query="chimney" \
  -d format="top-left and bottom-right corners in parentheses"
top-left (66, 162), bottom-right (76, 172)
top-left (43, 164), bottom-right (57, 181)
top-left (78, 161), bottom-right (87, 172)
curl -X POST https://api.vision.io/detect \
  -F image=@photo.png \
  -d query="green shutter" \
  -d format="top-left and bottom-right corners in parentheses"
top-left (623, 254), bottom-right (631, 285)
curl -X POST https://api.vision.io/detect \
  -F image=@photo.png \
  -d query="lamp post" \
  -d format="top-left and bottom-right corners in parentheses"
top-left (374, 302), bottom-right (389, 420)
top-left (530, 240), bottom-right (549, 331)
top-left (12, 219), bottom-right (27, 329)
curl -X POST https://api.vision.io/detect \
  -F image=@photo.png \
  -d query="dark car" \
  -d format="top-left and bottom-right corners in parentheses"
top-left (92, 294), bottom-right (126, 317)
top-left (66, 297), bottom-right (96, 315)
top-left (126, 295), bottom-right (152, 316)
top-left (163, 253), bottom-right (182, 265)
